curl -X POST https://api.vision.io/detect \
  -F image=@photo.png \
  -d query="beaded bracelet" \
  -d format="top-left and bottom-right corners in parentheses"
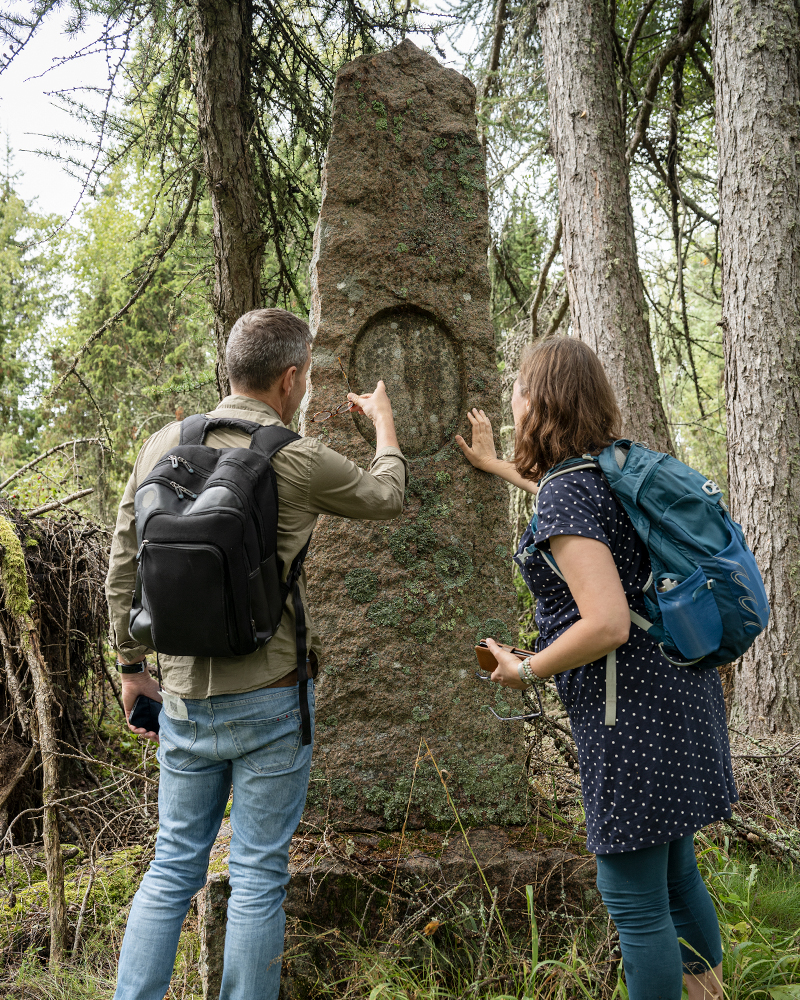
top-left (519, 656), bottom-right (537, 685)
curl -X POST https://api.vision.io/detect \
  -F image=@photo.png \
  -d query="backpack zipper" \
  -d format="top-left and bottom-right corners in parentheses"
top-left (168, 454), bottom-right (196, 474)
top-left (169, 480), bottom-right (198, 500)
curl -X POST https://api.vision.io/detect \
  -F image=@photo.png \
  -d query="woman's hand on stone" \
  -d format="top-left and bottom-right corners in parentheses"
top-left (484, 637), bottom-right (529, 690)
top-left (455, 408), bottom-right (497, 470)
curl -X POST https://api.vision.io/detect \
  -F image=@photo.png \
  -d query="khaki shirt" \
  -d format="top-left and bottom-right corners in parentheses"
top-left (106, 395), bottom-right (407, 697)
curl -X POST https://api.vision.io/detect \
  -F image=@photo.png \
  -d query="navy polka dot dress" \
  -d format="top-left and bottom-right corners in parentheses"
top-left (515, 467), bottom-right (738, 855)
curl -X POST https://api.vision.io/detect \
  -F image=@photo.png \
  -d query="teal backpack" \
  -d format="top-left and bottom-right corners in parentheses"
top-left (525, 440), bottom-right (770, 726)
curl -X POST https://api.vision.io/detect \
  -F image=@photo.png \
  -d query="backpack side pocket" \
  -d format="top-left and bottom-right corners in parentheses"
top-left (656, 566), bottom-right (723, 660)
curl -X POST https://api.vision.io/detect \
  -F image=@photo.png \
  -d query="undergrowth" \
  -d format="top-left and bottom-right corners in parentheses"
top-left (2, 833), bottom-right (798, 998)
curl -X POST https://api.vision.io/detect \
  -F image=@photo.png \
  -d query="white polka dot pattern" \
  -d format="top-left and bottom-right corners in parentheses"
top-left (516, 469), bottom-right (739, 855)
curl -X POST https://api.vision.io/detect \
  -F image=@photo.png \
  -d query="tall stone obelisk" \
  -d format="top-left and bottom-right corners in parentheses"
top-left (301, 40), bottom-right (529, 830)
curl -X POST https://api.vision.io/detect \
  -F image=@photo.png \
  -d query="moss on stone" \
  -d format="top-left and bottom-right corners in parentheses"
top-left (1, 845), bottom-right (144, 950)
top-left (344, 568), bottom-right (378, 603)
top-left (366, 598), bottom-right (404, 628)
top-left (433, 546), bottom-right (473, 588)
top-left (476, 617), bottom-right (515, 645)
top-left (355, 753), bottom-right (530, 828)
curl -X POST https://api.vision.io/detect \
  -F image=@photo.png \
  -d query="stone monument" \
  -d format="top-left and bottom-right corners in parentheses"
top-left (301, 39), bottom-right (529, 830)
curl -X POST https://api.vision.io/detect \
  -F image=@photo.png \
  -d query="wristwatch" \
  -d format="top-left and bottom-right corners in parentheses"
top-left (116, 658), bottom-right (147, 674)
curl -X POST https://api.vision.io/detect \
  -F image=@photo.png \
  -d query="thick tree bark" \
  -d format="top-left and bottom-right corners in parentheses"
top-left (193, 0), bottom-right (265, 397)
top-left (537, 0), bottom-right (673, 453)
top-left (713, 0), bottom-right (800, 733)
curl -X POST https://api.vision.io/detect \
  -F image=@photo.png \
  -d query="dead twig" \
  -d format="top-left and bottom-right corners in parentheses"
top-left (0, 439), bottom-right (104, 492)
top-left (529, 217), bottom-right (563, 339)
top-left (25, 489), bottom-right (94, 518)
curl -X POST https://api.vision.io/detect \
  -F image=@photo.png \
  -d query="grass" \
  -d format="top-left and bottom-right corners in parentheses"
top-left (695, 832), bottom-right (800, 1000)
top-left (2, 836), bottom-right (799, 998)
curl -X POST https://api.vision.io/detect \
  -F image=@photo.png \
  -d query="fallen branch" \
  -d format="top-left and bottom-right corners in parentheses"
top-left (54, 749), bottom-right (160, 787)
top-left (732, 740), bottom-right (800, 761)
top-left (724, 812), bottom-right (800, 865)
top-left (25, 488), bottom-right (94, 518)
top-left (0, 516), bottom-right (67, 966)
top-left (0, 439), bottom-right (104, 492)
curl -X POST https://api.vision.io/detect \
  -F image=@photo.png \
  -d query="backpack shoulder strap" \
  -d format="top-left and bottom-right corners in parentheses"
top-left (250, 424), bottom-right (301, 461)
top-left (179, 413), bottom-right (210, 446)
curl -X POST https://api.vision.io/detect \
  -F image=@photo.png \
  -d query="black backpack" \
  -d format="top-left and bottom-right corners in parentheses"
top-left (129, 414), bottom-right (313, 744)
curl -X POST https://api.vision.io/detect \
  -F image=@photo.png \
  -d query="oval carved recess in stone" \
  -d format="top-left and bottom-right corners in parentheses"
top-left (349, 306), bottom-right (463, 456)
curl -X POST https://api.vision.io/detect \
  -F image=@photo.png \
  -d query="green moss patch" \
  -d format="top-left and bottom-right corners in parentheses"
top-left (345, 568), bottom-right (378, 603)
top-left (0, 516), bottom-right (33, 618)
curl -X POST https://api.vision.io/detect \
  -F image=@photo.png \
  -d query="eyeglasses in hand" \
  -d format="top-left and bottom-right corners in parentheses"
top-left (474, 669), bottom-right (544, 722)
top-left (310, 357), bottom-right (355, 423)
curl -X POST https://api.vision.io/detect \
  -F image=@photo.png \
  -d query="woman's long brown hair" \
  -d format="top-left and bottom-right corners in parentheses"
top-left (514, 337), bottom-right (622, 481)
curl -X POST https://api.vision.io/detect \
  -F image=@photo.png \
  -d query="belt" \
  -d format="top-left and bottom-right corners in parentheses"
top-left (267, 669), bottom-right (298, 688)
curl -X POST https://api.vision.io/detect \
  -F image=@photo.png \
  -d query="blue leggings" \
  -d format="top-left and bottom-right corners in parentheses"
top-left (595, 836), bottom-right (723, 1000)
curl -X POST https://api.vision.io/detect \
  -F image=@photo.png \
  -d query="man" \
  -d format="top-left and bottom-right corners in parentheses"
top-left (106, 308), bottom-right (406, 1000)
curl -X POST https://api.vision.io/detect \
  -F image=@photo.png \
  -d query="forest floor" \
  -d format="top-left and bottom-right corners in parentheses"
top-left (1, 683), bottom-right (799, 1000)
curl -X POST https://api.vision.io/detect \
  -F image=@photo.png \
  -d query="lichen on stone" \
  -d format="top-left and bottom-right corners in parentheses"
top-left (344, 567), bottom-right (378, 603)
top-left (366, 598), bottom-right (404, 628)
top-left (475, 617), bottom-right (515, 645)
top-left (433, 546), bottom-right (473, 588)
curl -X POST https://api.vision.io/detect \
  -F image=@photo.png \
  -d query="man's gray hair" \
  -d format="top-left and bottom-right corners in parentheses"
top-left (226, 308), bottom-right (313, 392)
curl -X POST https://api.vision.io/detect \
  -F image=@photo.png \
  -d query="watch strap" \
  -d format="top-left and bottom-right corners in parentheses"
top-left (117, 658), bottom-right (147, 674)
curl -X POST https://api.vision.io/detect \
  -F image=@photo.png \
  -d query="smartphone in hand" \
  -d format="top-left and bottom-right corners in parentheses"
top-left (129, 694), bottom-right (162, 734)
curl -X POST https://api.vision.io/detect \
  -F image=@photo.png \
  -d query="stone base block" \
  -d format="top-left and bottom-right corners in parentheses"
top-left (197, 826), bottom-right (597, 999)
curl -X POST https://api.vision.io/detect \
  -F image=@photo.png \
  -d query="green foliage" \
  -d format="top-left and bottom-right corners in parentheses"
top-left (43, 161), bottom-right (217, 510)
top-left (514, 567), bottom-right (538, 649)
top-left (0, 151), bottom-right (67, 475)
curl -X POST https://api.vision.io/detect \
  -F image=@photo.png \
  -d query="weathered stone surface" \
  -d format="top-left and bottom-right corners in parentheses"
top-left (197, 872), bottom-right (230, 1000)
top-left (198, 827), bottom-right (598, 999)
top-left (300, 39), bottom-right (528, 830)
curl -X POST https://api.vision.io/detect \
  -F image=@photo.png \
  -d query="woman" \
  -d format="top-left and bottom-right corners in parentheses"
top-left (456, 337), bottom-right (735, 1000)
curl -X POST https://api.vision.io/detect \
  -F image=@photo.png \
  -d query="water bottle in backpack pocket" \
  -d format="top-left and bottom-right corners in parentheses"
top-left (655, 567), bottom-right (722, 661)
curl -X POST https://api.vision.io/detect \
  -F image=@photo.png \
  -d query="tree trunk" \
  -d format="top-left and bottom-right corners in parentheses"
top-left (713, 0), bottom-right (800, 733)
top-left (193, 0), bottom-right (265, 398)
top-left (537, 0), bottom-right (673, 453)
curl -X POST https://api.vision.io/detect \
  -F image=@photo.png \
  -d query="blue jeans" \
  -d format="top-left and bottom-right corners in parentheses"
top-left (595, 836), bottom-right (723, 1000)
top-left (114, 680), bottom-right (314, 1000)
